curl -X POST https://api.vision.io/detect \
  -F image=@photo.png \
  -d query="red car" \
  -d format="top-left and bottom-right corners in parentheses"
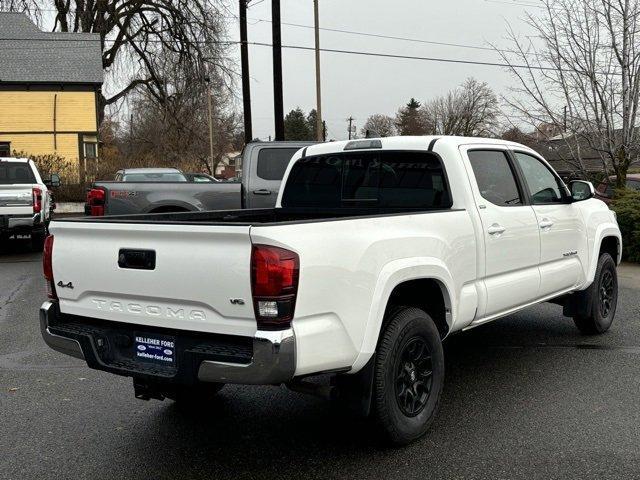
top-left (595, 173), bottom-right (640, 204)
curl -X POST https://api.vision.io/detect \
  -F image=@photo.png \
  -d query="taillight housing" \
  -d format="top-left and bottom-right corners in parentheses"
top-left (32, 187), bottom-right (42, 214)
top-left (86, 187), bottom-right (105, 216)
top-left (251, 244), bottom-right (299, 330)
top-left (43, 235), bottom-right (57, 299)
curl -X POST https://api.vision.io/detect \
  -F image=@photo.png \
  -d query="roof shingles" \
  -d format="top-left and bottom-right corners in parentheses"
top-left (0, 12), bottom-right (103, 84)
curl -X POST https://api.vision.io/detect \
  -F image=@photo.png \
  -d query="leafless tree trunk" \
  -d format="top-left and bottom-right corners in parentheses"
top-left (496, 0), bottom-right (640, 187)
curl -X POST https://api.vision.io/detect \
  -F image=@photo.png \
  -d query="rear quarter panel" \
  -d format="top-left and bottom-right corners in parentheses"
top-left (251, 210), bottom-right (477, 376)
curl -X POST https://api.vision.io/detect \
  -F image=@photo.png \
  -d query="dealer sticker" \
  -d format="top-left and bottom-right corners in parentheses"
top-left (134, 335), bottom-right (175, 365)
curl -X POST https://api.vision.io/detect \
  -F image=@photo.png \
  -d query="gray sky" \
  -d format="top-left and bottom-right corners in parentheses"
top-left (227, 0), bottom-right (538, 140)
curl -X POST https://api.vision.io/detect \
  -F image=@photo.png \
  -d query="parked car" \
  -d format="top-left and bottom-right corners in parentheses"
top-left (0, 157), bottom-right (59, 250)
top-left (184, 172), bottom-right (220, 183)
top-left (41, 136), bottom-right (621, 445)
top-left (595, 173), bottom-right (640, 203)
top-left (85, 142), bottom-right (315, 215)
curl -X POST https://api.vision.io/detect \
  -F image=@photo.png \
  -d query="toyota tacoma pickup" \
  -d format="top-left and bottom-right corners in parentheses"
top-left (40, 136), bottom-right (621, 445)
top-left (1, 157), bottom-right (60, 250)
top-left (85, 141), bottom-right (315, 215)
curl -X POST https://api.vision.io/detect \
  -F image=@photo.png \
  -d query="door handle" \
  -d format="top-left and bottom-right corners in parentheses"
top-left (252, 189), bottom-right (272, 196)
top-left (539, 219), bottom-right (554, 229)
top-left (487, 224), bottom-right (506, 235)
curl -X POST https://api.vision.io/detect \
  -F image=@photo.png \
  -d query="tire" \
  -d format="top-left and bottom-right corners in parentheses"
top-left (372, 307), bottom-right (445, 445)
top-left (31, 230), bottom-right (46, 252)
top-left (168, 383), bottom-right (225, 406)
top-left (574, 253), bottom-right (618, 335)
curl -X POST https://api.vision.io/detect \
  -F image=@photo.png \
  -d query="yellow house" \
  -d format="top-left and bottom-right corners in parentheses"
top-left (0, 12), bottom-right (103, 182)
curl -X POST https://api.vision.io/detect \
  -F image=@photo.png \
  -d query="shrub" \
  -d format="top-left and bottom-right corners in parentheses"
top-left (611, 189), bottom-right (640, 263)
top-left (53, 183), bottom-right (88, 203)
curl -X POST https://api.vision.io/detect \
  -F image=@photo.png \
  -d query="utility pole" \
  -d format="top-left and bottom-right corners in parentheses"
top-left (272, 0), bottom-right (285, 140)
top-left (205, 77), bottom-right (215, 174)
top-left (240, 0), bottom-right (253, 143)
top-left (313, 0), bottom-right (323, 141)
top-left (347, 116), bottom-right (355, 140)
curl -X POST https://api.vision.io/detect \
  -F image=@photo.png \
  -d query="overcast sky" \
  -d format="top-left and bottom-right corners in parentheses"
top-left (226, 0), bottom-right (538, 140)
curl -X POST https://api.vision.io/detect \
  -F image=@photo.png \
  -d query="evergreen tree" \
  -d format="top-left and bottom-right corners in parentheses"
top-left (395, 98), bottom-right (426, 135)
top-left (284, 107), bottom-right (313, 141)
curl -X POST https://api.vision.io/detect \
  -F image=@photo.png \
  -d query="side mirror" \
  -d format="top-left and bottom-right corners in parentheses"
top-left (569, 180), bottom-right (594, 202)
top-left (46, 173), bottom-right (61, 188)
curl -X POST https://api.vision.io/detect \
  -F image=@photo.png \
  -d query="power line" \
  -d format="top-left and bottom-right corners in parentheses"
top-left (0, 37), bottom-right (618, 75)
top-left (245, 41), bottom-right (565, 73)
top-left (2, 10), bottom-right (517, 54)
top-left (483, 0), bottom-right (545, 7)
top-left (241, 16), bottom-right (504, 53)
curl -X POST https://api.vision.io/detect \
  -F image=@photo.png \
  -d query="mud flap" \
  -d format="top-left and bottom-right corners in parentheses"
top-left (334, 355), bottom-right (376, 418)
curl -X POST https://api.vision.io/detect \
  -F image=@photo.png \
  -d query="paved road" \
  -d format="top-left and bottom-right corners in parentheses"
top-left (2, 237), bottom-right (640, 480)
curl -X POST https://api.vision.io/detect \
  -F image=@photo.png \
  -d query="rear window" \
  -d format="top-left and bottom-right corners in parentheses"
top-left (257, 148), bottom-right (299, 180)
top-left (0, 162), bottom-right (36, 185)
top-left (281, 151), bottom-right (451, 209)
top-left (121, 172), bottom-right (187, 182)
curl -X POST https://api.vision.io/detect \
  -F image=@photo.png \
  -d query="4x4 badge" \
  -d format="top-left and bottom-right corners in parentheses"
top-left (57, 281), bottom-right (74, 289)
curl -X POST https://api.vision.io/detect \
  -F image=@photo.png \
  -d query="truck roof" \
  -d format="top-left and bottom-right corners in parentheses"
top-left (302, 135), bottom-right (526, 157)
top-left (0, 157), bottom-right (30, 163)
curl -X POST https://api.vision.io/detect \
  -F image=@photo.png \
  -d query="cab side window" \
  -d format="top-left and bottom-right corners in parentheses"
top-left (513, 152), bottom-right (565, 204)
top-left (468, 150), bottom-right (522, 206)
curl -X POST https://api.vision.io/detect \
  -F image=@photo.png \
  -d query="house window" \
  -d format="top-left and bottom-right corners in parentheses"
top-left (83, 142), bottom-right (98, 159)
top-left (0, 142), bottom-right (10, 157)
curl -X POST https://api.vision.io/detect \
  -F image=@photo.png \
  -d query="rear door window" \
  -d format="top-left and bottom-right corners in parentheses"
top-left (282, 151), bottom-right (451, 209)
top-left (257, 148), bottom-right (300, 180)
top-left (468, 150), bottom-right (522, 206)
top-left (0, 162), bottom-right (36, 184)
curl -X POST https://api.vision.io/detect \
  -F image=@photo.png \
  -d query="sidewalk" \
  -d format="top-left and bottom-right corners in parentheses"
top-left (618, 262), bottom-right (640, 290)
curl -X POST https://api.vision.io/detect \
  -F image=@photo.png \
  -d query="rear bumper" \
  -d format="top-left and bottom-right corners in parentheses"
top-left (1, 213), bottom-right (41, 233)
top-left (40, 301), bottom-right (296, 385)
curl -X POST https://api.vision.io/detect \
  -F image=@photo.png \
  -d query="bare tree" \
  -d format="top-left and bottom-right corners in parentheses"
top-left (109, 47), bottom-right (241, 178)
top-left (360, 114), bottom-right (396, 137)
top-left (2, 0), bottom-right (232, 122)
top-left (496, 0), bottom-right (640, 187)
top-left (422, 78), bottom-right (500, 137)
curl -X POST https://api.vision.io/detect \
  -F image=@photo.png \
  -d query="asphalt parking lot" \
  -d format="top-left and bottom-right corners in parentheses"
top-left (2, 236), bottom-right (640, 480)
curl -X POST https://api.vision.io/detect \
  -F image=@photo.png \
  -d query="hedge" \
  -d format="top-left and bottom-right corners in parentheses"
top-left (611, 189), bottom-right (640, 263)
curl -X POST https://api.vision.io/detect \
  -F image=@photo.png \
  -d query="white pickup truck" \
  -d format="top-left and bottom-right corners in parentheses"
top-left (40, 136), bottom-right (621, 445)
top-left (0, 158), bottom-right (59, 250)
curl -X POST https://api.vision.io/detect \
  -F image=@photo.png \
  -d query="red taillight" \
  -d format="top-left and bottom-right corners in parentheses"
top-left (86, 187), bottom-right (105, 216)
top-left (43, 235), bottom-right (57, 299)
top-left (32, 187), bottom-right (42, 214)
top-left (251, 245), bottom-right (299, 330)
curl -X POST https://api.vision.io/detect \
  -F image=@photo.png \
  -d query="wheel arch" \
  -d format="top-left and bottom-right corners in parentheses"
top-left (585, 225), bottom-right (622, 287)
top-left (349, 258), bottom-right (455, 373)
top-left (146, 201), bottom-right (197, 213)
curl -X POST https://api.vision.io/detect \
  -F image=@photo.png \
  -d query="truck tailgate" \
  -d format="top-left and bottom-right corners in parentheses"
top-left (49, 220), bottom-right (257, 337)
top-left (0, 185), bottom-right (33, 215)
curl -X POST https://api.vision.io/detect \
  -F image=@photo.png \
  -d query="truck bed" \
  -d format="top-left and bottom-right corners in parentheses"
top-left (59, 206), bottom-right (453, 226)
